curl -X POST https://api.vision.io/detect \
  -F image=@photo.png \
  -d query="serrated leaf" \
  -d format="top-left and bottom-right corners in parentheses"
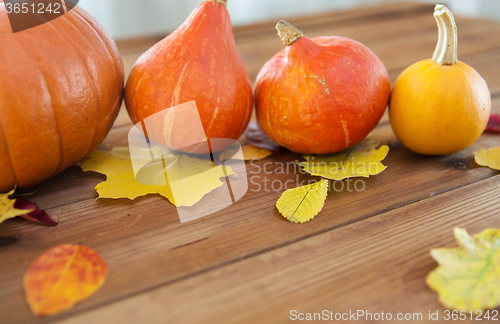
top-left (24, 244), bottom-right (107, 317)
top-left (276, 179), bottom-right (329, 223)
top-left (0, 189), bottom-right (35, 224)
top-left (475, 147), bottom-right (500, 170)
top-left (426, 228), bottom-right (500, 311)
top-left (77, 146), bottom-right (234, 207)
top-left (299, 139), bottom-right (389, 180)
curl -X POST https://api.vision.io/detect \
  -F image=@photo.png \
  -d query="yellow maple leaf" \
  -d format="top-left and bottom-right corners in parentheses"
top-left (426, 228), bottom-right (500, 311)
top-left (299, 139), bottom-right (389, 180)
top-left (276, 179), bottom-right (329, 223)
top-left (475, 147), bottom-right (500, 170)
top-left (0, 189), bottom-right (35, 224)
top-left (77, 146), bottom-right (234, 207)
top-left (241, 145), bottom-right (273, 161)
top-left (218, 144), bottom-right (273, 162)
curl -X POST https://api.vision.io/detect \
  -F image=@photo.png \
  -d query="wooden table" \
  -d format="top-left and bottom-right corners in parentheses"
top-left (2, 2), bottom-right (500, 323)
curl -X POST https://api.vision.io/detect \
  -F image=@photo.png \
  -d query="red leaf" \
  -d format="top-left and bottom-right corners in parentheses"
top-left (272, 150), bottom-right (282, 162)
top-left (14, 198), bottom-right (58, 226)
top-left (13, 197), bottom-right (37, 211)
top-left (245, 121), bottom-right (282, 153)
top-left (486, 114), bottom-right (500, 133)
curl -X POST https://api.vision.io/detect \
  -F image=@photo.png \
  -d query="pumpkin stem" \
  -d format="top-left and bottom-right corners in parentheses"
top-left (276, 20), bottom-right (304, 46)
top-left (432, 4), bottom-right (457, 65)
top-left (212, 0), bottom-right (227, 6)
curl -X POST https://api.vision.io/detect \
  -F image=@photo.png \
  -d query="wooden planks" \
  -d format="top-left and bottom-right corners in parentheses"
top-left (57, 173), bottom-right (500, 324)
top-left (1, 3), bottom-right (500, 324)
top-left (2, 129), bottom-right (499, 324)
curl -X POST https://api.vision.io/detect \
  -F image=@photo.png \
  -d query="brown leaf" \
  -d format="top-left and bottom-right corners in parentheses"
top-left (24, 244), bottom-right (107, 317)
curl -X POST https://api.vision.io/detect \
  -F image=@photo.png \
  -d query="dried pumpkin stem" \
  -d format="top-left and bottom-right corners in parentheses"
top-left (212, 0), bottom-right (227, 6)
top-left (432, 4), bottom-right (457, 65)
top-left (276, 20), bottom-right (304, 46)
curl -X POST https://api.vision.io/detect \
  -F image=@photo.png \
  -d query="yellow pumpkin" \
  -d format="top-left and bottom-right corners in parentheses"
top-left (389, 5), bottom-right (491, 155)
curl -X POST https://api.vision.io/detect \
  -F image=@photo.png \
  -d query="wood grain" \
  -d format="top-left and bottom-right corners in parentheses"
top-left (1, 3), bottom-right (500, 324)
top-left (57, 174), bottom-right (500, 324)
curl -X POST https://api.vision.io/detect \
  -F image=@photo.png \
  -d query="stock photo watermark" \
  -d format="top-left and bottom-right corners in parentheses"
top-left (4, 0), bottom-right (79, 33)
top-left (290, 309), bottom-right (500, 321)
top-left (247, 159), bottom-right (383, 193)
top-left (126, 100), bottom-right (383, 223)
top-left (128, 101), bottom-right (249, 223)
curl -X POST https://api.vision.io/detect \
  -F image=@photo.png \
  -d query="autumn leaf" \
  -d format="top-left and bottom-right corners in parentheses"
top-left (24, 244), bottom-right (107, 317)
top-left (276, 179), bottom-right (329, 223)
top-left (299, 138), bottom-right (389, 180)
top-left (426, 228), bottom-right (500, 311)
top-left (474, 147), bottom-right (500, 170)
top-left (242, 145), bottom-right (273, 160)
top-left (245, 121), bottom-right (282, 161)
top-left (485, 114), bottom-right (500, 133)
top-left (77, 146), bottom-right (234, 207)
top-left (220, 144), bottom-right (273, 162)
top-left (245, 121), bottom-right (282, 152)
top-left (14, 198), bottom-right (58, 226)
top-left (1, 190), bottom-right (57, 226)
top-left (0, 189), bottom-right (35, 224)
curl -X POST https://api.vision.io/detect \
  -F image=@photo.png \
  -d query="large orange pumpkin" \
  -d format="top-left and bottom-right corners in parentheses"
top-left (125, 0), bottom-right (253, 154)
top-left (0, 2), bottom-right (124, 191)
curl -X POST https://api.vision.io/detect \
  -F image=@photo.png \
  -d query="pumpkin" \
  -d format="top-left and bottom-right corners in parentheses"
top-left (389, 5), bottom-right (491, 155)
top-left (0, 1), bottom-right (124, 191)
top-left (125, 0), bottom-right (253, 154)
top-left (254, 21), bottom-right (390, 155)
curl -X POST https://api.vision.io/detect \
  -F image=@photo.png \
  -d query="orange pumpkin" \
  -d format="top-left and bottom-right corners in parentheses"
top-left (255, 21), bottom-right (390, 155)
top-left (389, 5), bottom-right (491, 155)
top-left (125, 0), bottom-right (253, 154)
top-left (0, 2), bottom-right (124, 191)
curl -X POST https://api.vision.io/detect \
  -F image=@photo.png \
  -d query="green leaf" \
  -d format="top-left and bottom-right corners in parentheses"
top-left (426, 228), bottom-right (500, 311)
top-left (299, 138), bottom-right (389, 180)
top-left (276, 179), bottom-right (329, 223)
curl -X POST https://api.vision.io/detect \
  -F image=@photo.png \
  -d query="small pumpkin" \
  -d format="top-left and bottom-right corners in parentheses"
top-left (389, 5), bottom-right (491, 155)
top-left (0, 2), bottom-right (124, 192)
top-left (254, 21), bottom-right (390, 155)
top-left (125, 0), bottom-right (253, 154)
